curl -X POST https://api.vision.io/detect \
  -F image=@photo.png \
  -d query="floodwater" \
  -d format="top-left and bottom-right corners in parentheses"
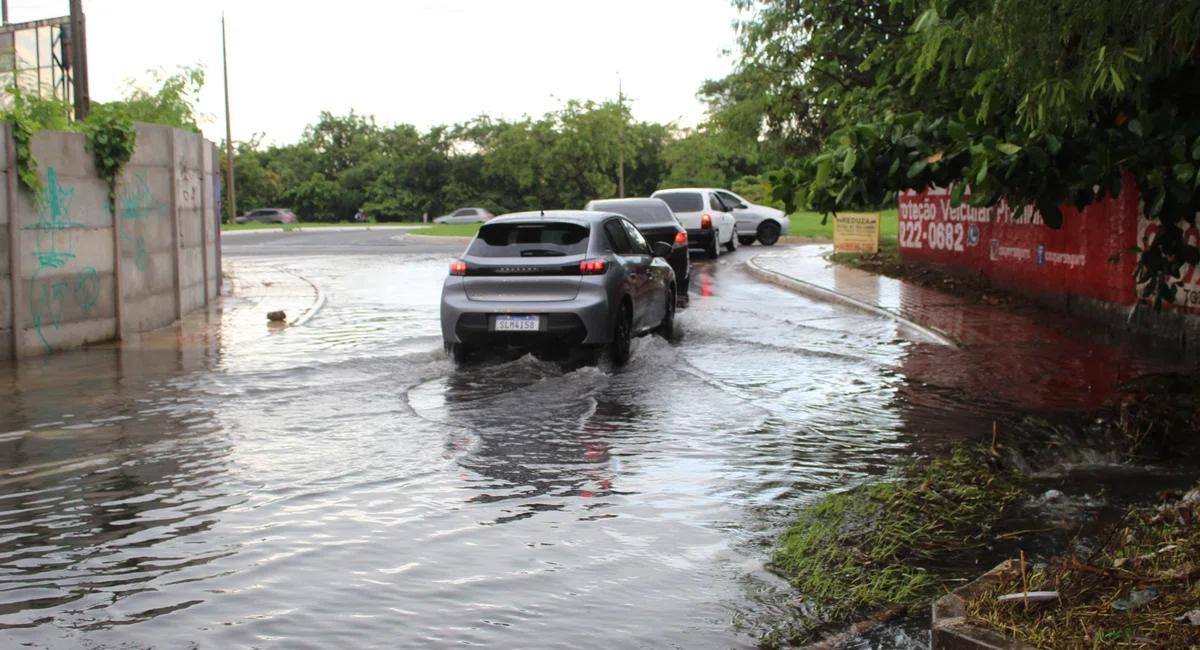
top-left (0, 236), bottom-right (1194, 649)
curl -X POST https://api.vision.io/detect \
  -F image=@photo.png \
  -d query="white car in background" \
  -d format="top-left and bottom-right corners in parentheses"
top-left (650, 189), bottom-right (739, 258)
top-left (700, 188), bottom-right (790, 246)
top-left (433, 207), bottom-right (494, 224)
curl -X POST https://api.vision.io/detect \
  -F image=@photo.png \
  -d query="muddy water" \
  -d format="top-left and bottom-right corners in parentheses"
top-left (0, 249), bottom-right (1192, 649)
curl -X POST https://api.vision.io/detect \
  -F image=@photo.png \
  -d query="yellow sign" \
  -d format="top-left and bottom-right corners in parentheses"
top-left (833, 212), bottom-right (881, 254)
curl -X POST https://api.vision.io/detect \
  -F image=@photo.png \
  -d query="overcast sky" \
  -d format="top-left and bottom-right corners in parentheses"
top-left (7, 0), bottom-right (744, 146)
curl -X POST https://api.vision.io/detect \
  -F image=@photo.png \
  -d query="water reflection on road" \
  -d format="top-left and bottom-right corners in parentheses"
top-left (0, 247), bottom-right (1190, 649)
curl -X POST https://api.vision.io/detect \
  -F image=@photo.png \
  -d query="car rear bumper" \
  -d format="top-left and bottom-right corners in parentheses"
top-left (686, 229), bottom-right (716, 247)
top-left (440, 282), bottom-right (613, 346)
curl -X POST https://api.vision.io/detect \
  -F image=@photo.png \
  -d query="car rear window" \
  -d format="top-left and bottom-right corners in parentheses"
top-left (656, 192), bottom-right (703, 213)
top-left (590, 201), bottom-right (676, 226)
top-left (468, 222), bottom-right (590, 258)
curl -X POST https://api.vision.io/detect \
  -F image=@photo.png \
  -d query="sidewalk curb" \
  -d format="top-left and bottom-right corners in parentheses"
top-left (226, 263), bottom-right (328, 328)
top-left (291, 273), bottom-right (327, 327)
top-left (221, 226), bottom-right (418, 237)
top-left (745, 254), bottom-right (963, 348)
top-left (404, 232), bottom-right (475, 244)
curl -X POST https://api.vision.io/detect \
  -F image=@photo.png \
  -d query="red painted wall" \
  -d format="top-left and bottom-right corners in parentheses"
top-left (898, 182), bottom-right (1144, 308)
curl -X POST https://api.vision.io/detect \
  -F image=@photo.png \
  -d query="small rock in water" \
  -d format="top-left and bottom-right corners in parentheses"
top-left (1111, 588), bottom-right (1159, 611)
top-left (267, 310), bottom-right (287, 322)
top-left (1176, 610), bottom-right (1200, 626)
top-left (1043, 489), bottom-right (1066, 503)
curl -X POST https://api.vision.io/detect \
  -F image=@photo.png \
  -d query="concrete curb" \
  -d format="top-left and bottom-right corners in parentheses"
top-left (290, 273), bottom-right (327, 327)
top-left (403, 232), bottom-right (475, 244)
top-left (932, 560), bottom-right (1045, 650)
top-left (745, 254), bottom-right (963, 348)
top-left (221, 226), bottom-right (419, 237)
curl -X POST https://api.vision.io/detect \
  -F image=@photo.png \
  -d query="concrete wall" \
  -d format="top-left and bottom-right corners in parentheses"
top-left (899, 182), bottom-right (1200, 345)
top-left (2, 123), bottom-right (220, 358)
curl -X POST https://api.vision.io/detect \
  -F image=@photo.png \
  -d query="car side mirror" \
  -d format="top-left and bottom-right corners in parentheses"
top-left (651, 241), bottom-right (673, 258)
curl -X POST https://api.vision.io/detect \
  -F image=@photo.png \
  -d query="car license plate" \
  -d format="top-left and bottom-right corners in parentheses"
top-left (494, 315), bottom-right (539, 331)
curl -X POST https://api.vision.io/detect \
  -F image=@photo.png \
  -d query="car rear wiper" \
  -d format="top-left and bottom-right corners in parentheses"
top-left (520, 249), bottom-right (566, 257)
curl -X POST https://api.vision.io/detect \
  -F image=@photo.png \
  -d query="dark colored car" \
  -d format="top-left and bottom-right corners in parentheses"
top-left (440, 210), bottom-right (677, 367)
top-left (584, 198), bottom-right (691, 299)
top-left (236, 208), bottom-right (298, 225)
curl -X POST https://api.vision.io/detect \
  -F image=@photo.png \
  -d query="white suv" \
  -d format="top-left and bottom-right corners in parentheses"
top-left (650, 189), bottom-right (739, 258)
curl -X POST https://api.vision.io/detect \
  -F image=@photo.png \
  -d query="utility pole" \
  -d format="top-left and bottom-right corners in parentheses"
top-left (68, 0), bottom-right (90, 119)
top-left (2, 1), bottom-right (9, 25)
top-left (221, 14), bottom-right (236, 224)
top-left (617, 74), bottom-right (625, 199)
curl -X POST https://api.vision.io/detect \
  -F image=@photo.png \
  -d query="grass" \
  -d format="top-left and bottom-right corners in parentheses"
top-left (406, 224), bottom-right (483, 237)
top-left (787, 208), bottom-right (899, 240)
top-left (828, 237), bottom-right (900, 265)
top-left (220, 221), bottom-right (421, 232)
top-left (762, 445), bottom-right (1028, 648)
top-left (965, 480), bottom-right (1200, 649)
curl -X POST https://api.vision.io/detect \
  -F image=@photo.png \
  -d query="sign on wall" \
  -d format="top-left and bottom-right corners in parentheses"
top-left (833, 212), bottom-right (881, 254)
top-left (897, 183), bottom-right (1142, 308)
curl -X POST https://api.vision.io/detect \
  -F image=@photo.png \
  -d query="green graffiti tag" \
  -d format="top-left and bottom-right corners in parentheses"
top-left (118, 173), bottom-right (168, 272)
top-left (74, 266), bottom-right (100, 310)
top-left (25, 168), bottom-right (79, 268)
top-left (25, 168), bottom-right (86, 351)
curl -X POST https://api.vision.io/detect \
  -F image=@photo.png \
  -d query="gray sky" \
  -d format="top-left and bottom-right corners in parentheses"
top-left (8, 0), bottom-right (743, 146)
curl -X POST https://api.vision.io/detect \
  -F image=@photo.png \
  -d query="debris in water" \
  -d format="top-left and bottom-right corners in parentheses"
top-left (997, 591), bottom-right (1059, 603)
top-left (1110, 588), bottom-right (1159, 611)
top-left (267, 310), bottom-right (287, 322)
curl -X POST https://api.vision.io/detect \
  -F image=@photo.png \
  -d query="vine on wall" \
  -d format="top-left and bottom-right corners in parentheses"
top-left (1, 87), bottom-right (138, 209)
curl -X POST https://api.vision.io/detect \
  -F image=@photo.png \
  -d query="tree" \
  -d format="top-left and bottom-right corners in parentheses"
top-left (107, 65), bottom-right (212, 132)
top-left (749, 0), bottom-right (1200, 308)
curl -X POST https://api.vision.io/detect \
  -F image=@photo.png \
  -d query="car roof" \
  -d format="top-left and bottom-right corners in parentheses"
top-left (653, 188), bottom-right (718, 194)
top-left (587, 197), bottom-right (669, 207)
top-left (486, 210), bottom-right (620, 225)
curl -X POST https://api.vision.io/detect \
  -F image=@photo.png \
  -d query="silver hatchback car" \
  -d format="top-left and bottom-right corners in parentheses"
top-left (440, 211), bottom-right (678, 366)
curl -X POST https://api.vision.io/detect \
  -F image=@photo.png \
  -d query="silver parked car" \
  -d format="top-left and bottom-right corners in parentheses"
top-left (440, 210), bottom-right (677, 366)
top-left (235, 208), bottom-right (299, 224)
top-left (433, 207), bottom-right (494, 224)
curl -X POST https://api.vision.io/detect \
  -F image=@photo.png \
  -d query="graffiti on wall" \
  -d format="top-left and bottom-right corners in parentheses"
top-left (119, 173), bottom-right (168, 272)
top-left (24, 168), bottom-right (101, 351)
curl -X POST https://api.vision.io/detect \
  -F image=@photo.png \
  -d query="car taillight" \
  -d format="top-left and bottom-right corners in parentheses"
top-left (450, 260), bottom-right (468, 276)
top-left (579, 259), bottom-right (607, 275)
top-left (701, 214), bottom-right (712, 229)
top-left (674, 231), bottom-right (687, 246)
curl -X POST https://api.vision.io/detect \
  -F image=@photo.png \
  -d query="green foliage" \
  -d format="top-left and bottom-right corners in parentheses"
top-left (83, 104), bottom-right (137, 187)
top-left (0, 86), bottom-right (74, 200)
top-left (1, 65), bottom-right (203, 209)
top-left (108, 65), bottom-right (211, 133)
top-left (744, 0), bottom-right (1200, 308)
top-left (765, 445), bottom-right (1026, 647)
top-left (227, 98), bottom-right (781, 223)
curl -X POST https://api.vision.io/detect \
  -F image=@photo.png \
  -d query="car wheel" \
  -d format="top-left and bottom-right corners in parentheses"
top-left (445, 342), bottom-right (472, 365)
top-left (600, 302), bottom-right (632, 367)
top-left (705, 233), bottom-right (720, 259)
top-left (725, 226), bottom-right (739, 252)
top-left (656, 288), bottom-right (676, 340)
top-left (757, 221), bottom-right (781, 246)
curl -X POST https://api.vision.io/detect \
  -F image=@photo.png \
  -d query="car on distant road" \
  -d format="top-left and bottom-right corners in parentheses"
top-left (650, 189), bottom-right (738, 258)
top-left (433, 207), bottom-right (494, 224)
top-left (236, 208), bottom-right (299, 225)
top-left (584, 197), bottom-right (691, 300)
top-left (440, 210), bottom-right (677, 367)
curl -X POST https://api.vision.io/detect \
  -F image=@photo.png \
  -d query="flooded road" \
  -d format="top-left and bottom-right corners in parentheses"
top-left (0, 231), bottom-right (1191, 649)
